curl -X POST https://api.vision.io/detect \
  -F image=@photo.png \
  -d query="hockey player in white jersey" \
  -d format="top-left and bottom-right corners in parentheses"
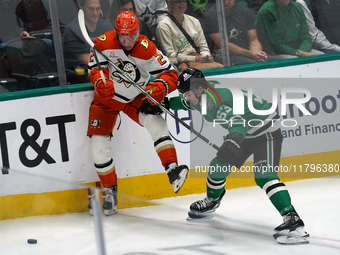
top-left (87, 12), bottom-right (188, 216)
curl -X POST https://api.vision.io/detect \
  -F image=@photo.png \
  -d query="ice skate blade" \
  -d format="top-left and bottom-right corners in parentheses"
top-left (187, 209), bottom-right (215, 220)
top-left (274, 228), bottom-right (309, 245)
top-left (276, 235), bottom-right (309, 245)
top-left (186, 215), bottom-right (214, 221)
top-left (273, 227), bottom-right (309, 239)
top-left (104, 207), bottom-right (118, 216)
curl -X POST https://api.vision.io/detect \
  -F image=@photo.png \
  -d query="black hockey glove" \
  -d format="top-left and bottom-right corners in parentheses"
top-left (216, 133), bottom-right (245, 164)
top-left (139, 97), bottom-right (170, 115)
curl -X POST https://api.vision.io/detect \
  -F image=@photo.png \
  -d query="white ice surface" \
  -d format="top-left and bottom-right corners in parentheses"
top-left (1, 177), bottom-right (340, 255)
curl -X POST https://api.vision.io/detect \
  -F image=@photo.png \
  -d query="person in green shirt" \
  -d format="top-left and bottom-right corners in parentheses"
top-left (168, 68), bottom-right (309, 243)
top-left (256, 0), bottom-right (323, 57)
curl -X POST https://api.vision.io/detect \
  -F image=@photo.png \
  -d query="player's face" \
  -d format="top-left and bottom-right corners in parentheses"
top-left (182, 90), bottom-right (200, 105)
top-left (82, 0), bottom-right (101, 25)
top-left (119, 32), bottom-right (139, 51)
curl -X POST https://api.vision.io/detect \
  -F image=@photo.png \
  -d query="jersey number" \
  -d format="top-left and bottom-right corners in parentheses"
top-left (154, 53), bottom-right (166, 66)
top-left (216, 105), bottom-right (232, 120)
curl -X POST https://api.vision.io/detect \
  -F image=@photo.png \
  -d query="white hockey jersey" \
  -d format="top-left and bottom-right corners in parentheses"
top-left (88, 31), bottom-right (174, 103)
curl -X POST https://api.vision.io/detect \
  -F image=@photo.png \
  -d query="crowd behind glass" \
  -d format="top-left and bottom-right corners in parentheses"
top-left (0, 0), bottom-right (339, 92)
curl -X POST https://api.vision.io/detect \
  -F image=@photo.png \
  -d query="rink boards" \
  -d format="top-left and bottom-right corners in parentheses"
top-left (0, 57), bottom-right (340, 220)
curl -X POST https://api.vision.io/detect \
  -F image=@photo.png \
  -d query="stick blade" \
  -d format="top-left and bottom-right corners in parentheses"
top-left (77, 9), bottom-right (94, 48)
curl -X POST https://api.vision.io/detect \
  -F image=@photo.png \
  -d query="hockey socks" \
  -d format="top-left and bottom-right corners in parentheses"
top-left (258, 179), bottom-right (293, 215)
top-left (206, 177), bottom-right (226, 200)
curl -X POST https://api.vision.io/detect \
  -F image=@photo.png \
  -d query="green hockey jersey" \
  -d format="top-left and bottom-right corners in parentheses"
top-left (169, 82), bottom-right (281, 138)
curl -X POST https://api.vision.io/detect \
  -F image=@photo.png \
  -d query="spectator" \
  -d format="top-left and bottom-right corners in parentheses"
top-left (244, 0), bottom-right (268, 15)
top-left (15, 0), bottom-right (51, 39)
top-left (134, 0), bottom-right (168, 36)
top-left (157, 0), bottom-right (223, 71)
top-left (15, 0), bottom-right (55, 55)
top-left (296, 0), bottom-right (340, 53)
top-left (106, 0), bottom-right (155, 46)
top-left (203, 0), bottom-right (269, 65)
top-left (256, 0), bottom-right (324, 58)
top-left (99, 0), bottom-right (111, 18)
top-left (310, 0), bottom-right (340, 48)
top-left (63, 0), bottom-right (114, 74)
top-left (185, 0), bottom-right (216, 21)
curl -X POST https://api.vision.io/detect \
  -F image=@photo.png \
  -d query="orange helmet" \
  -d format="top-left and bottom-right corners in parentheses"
top-left (115, 12), bottom-right (139, 37)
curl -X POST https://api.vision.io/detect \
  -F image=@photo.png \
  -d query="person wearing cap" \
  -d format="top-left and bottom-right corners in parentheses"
top-left (86, 11), bottom-right (189, 216)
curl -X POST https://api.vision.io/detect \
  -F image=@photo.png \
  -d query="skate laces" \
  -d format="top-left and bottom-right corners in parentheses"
top-left (196, 197), bottom-right (214, 210)
top-left (165, 162), bottom-right (177, 173)
top-left (283, 212), bottom-right (299, 223)
top-left (103, 188), bottom-right (114, 201)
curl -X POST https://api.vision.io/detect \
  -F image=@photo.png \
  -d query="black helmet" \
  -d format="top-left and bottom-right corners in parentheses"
top-left (177, 68), bottom-right (207, 94)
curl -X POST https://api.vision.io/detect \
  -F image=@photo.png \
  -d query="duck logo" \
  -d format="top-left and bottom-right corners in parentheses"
top-left (91, 119), bottom-right (101, 128)
top-left (112, 59), bottom-right (141, 87)
top-left (140, 39), bottom-right (149, 50)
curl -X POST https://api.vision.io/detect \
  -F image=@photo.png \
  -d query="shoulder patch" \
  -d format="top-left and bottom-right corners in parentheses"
top-left (97, 35), bottom-right (107, 41)
top-left (140, 39), bottom-right (149, 50)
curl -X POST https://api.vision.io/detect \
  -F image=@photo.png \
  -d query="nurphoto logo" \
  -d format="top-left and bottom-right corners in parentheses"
top-left (200, 85), bottom-right (312, 128)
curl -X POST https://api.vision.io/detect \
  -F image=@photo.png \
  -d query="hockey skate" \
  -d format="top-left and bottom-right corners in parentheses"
top-left (166, 163), bottom-right (189, 193)
top-left (88, 183), bottom-right (118, 216)
top-left (102, 184), bottom-right (118, 216)
top-left (188, 190), bottom-right (226, 219)
top-left (273, 211), bottom-right (309, 245)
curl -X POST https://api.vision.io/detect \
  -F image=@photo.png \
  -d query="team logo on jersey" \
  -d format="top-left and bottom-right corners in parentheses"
top-left (140, 39), bottom-right (149, 50)
top-left (207, 98), bottom-right (215, 111)
top-left (109, 50), bottom-right (117, 58)
top-left (97, 35), bottom-right (107, 41)
top-left (112, 59), bottom-right (141, 87)
top-left (91, 119), bottom-right (101, 128)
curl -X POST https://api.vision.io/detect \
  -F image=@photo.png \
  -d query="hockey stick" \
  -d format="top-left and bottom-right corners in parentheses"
top-left (77, 10), bottom-right (220, 151)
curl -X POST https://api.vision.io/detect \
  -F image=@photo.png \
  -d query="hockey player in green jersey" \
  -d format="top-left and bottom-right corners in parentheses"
top-left (170, 68), bottom-right (309, 244)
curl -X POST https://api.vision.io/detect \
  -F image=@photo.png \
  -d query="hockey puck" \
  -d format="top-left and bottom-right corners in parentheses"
top-left (27, 239), bottom-right (37, 244)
